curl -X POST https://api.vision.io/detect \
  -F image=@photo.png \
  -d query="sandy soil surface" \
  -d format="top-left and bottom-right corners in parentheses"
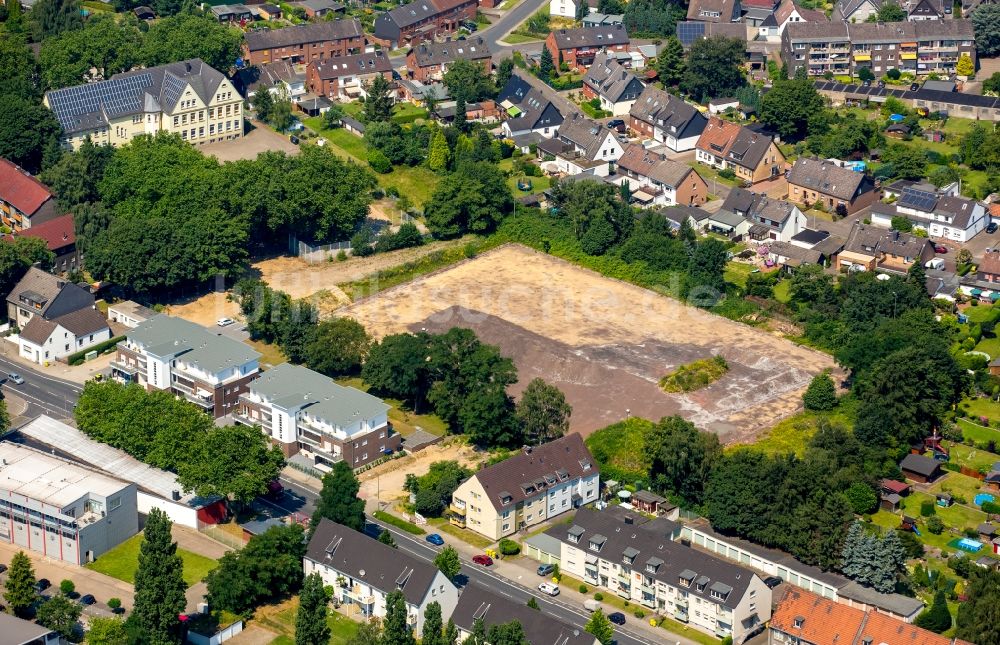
top-left (340, 245), bottom-right (836, 443)
top-left (357, 439), bottom-right (480, 509)
top-left (166, 238), bottom-right (466, 326)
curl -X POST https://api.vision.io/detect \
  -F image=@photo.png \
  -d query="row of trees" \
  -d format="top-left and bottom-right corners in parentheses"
top-left (75, 381), bottom-right (285, 504)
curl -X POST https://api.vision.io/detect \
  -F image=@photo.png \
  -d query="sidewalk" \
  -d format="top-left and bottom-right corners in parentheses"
top-left (0, 336), bottom-right (114, 384)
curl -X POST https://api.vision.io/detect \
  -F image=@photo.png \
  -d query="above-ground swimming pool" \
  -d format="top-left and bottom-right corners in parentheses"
top-left (954, 537), bottom-right (984, 553)
top-left (975, 493), bottom-right (995, 507)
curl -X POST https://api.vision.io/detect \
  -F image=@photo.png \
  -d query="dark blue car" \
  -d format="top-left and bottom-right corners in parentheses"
top-left (426, 533), bottom-right (444, 546)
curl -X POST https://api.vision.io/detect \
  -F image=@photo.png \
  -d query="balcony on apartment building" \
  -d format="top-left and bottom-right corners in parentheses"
top-left (449, 500), bottom-right (467, 527)
top-left (346, 585), bottom-right (375, 605)
top-left (232, 405), bottom-right (273, 430)
top-left (171, 376), bottom-right (213, 408)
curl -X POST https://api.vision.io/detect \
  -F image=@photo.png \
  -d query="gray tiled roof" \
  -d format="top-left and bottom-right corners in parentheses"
top-left (787, 157), bottom-right (875, 203)
top-left (556, 112), bottom-right (613, 161)
top-left (244, 19), bottom-right (362, 52)
top-left (900, 453), bottom-right (940, 477)
top-left (6, 267), bottom-right (68, 314)
top-left (310, 51), bottom-right (392, 80)
top-left (409, 37), bottom-right (492, 68)
top-left (54, 307), bottom-right (110, 336)
top-left (546, 507), bottom-right (756, 610)
top-left (549, 24), bottom-right (629, 50)
top-left (452, 584), bottom-right (599, 645)
top-left (126, 314), bottom-right (260, 374)
top-left (583, 51), bottom-right (644, 103)
top-left (617, 143), bottom-right (695, 188)
top-left (306, 519), bottom-right (445, 604)
top-left (248, 362), bottom-right (388, 431)
top-left (0, 613), bottom-right (57, 644)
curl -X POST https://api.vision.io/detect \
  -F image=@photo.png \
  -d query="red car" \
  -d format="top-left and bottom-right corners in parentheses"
top-left (472, 554), bottom-right (494, 567)
top-left (934, 245), bottom-right (948, 254)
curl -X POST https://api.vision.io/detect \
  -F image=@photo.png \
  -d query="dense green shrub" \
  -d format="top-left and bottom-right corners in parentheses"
top-left (67, 335), bottom-right (126, 366)
top-left (498, 538), bottom-right (520, 555)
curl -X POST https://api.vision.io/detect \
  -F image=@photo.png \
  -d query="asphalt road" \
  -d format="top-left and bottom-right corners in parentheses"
top-left (0, 355), bottom-right (82, 420)
top-left (479, 0), bottom-right (549, 53)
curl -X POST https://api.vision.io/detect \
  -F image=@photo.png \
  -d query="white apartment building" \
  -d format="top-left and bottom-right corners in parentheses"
top-left (305, 519), bottom-right (459, 632)
top-left (111, 314), bottom-right (261, 418)
top-left (235, 362), bottom-right (400, 470)
top-left (44, 59), bottom-right (244, 150)
top-left (870, 183), bottom-right (987, 243)
top-left (0, 442), bottom-right (138, 565)
top-left (551, 507), bottom-right (771, 644)
top-left (450, 434), bottom-right (599, 541)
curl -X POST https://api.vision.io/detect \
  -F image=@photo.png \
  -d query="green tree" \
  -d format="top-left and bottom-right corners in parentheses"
top-left (681, 36), bottom-right (746, 100)
top-left (844, 482), bottom-right (877, 514)
top-left (206, 524), bottom-right (308, 615)
top-left (0, 237), bottom-right (55, 299)
top-left (40, 138), bottom-right (114, 208)
top-left (253, 86), bottom-right (275, 122)
top-left (0, 37), bottom-right (40, 102)
top-left (515, 378), bottom-right (572, 445)
top-left (142, 14), bottom-right (243, 72)
top-left (443, 59), bottom-right (495, 103)
top-left (526, 596), bottom-right (540, 610)
top-left (927, 515), bottom-right (944, 534)
top-left (654, 36), bottom-right (686, 87)
top-left (323, 103), bottom-right (345, 129)
top-left (3, 551), bottom-right (37, 617)
top-left (177, 424), bottom-right (286, 506)
top-left (305, 317), bottom-right (371, 377)
top-left (874, 0), bottom-right (906, 21)
top-left (685, 238), bottom-right (728, 304)
top-left (347, 619), bottom-right (383, 645)
top-left (85, 617), bottom-right (129, 645)
top-left (0, 94), bottom-right (62, 174)
top-left (411, 460), bottom-right (472, 517)
top-left (956, 54), bottom-right (974, 77)
top-left (914, 589), bottom-right (952, 633)
top-left (803, 372), bottom-right (837, 411)
top-left (428, 129), bottom-right (450, 172)
top-left (425, 161), bottom-right (513, 238)
top-left (858, 66), bottom-right (876, 82)
top-left (585, 609), bottom-right (615, 645)
top-left (487, 621), bottom-right (528, 645)
top-left (496, 58), bottom-right (515, 93)
top-left (296, 573), bottom-right (331, 645)
top-left (973, 4), bottom-right (1000, 55)
top-left (362, 332), bottom-right (434, 411)
top-left (29, 0), bottom-right (83, 39)
top-left (467, 618), bottom-right (487, 645)
top-left (131, 508), bottom-right (186, 644)
top-left (422, 601), bottom-right (445, 645)
top-left (907, 257), bottom-right (927, 291)
top-left (760, 77), bottom-right (827, 142)
top-left (378, 528), bottom-right (397, 548)
top-left (362, 74), bottom-right (395, 123)
top-left (551, 178), bottom-right (633, 252)
top-left (36, 594), bottom-right (82, 639)
top-left (383, 590), bottom-right (416, 645)
top-left (311, 462), bottom-right (365, 532)
top-left (956, 567), bottom-right (1000, 644)
top-left (881, 143), bottom-right (927, 180)
top-left (60, 579), bottom-right (75, 596)
top-left (434, 545), bottom-right (462, 581)
top-left (539, 46), bottom-right (554, 82)
top-left (39, 14), bottom-right (143, 89)
top-left (269, 98), bottom-right (294, 132)
top-left (648, 415), bottom-right (721, 506)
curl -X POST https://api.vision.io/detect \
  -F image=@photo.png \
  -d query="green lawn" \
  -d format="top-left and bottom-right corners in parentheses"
top-left (427, 517), bottom-right (495, 549)
top-left (741, 405), bottom-right (856, 457)
top-left (900, 491), bottom-right (986, 531)
top-left (928, 472), bottom-right (989, 505)
top-left (773, 279), bottom-right (791, 304)
top-left (507, 174), bottom-right (551, 196)
top-left (957, 418), bottom-right (1000, 444)
top-left (391, 103), bottom-right (429, 124)
top-left (974, 336), bottom-right (1000, 359)
top-left (946, 441), bottom-right (1000, 473)
top-left (86, 534), bottom-right (218, 587)
top-left (255, 598), bottom-right (359, 644)
top-left (503, 33), bottom-right (544, 43)
top-left (963, 304), bottom-right (998, 323)
top-left (961, 397), bottom-right (1000, 424)
top-left (724, 262), bottom-right (757, 288)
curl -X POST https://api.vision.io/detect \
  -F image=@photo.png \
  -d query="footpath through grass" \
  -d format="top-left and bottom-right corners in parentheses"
top-left (86, 534), bottom-right (218, 587)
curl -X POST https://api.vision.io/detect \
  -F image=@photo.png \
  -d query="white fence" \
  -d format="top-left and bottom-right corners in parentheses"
top-left (187, 620), bottom-right (244, 645)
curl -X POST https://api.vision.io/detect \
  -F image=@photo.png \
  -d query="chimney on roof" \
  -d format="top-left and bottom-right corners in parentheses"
top-left (185, 61), bottom-right (192, 72)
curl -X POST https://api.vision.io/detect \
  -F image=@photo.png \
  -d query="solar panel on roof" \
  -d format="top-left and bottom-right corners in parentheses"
top-left (676, 21), bottom-right (706, 47)
top-left (900, 187), bottom-right (937, 211)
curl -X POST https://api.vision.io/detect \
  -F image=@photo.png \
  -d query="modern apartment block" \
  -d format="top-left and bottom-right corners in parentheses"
top-left (550, 507), bottom-right (772, 644)
top-left (111, 314), bottom-right (261, 418)
top-left (0, 442), bottom-right (138, 565)
top-left (44, 59), bottom-right (244, 150)
top-left (242, 19), bottom-right (365, 66)
top-left (449, 434), bottom-right (599, 541)
top-left (0, 158), bottom-right (61, 233)
top-left (781, 20), bottom-right (976, 78)
top-left (305, 519), bottom-right (459, 632)
top-left (234, 362), bottom-right (400, 470)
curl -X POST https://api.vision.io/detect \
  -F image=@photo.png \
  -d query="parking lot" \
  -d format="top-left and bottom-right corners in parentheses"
top-left (200, 121), bottom-right (300, 162)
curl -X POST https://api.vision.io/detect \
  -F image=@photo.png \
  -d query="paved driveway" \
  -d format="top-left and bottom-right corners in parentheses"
top-left (201, 122), bottom-right (300, 162)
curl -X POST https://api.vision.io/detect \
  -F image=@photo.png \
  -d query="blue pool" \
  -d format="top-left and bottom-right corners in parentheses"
top-left (957, 538), bottom-right (984, 553)
top-left (975, 493), bottom-right (995, 507)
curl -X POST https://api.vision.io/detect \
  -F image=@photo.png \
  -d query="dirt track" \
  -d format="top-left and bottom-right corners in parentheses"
top-left (339, 245), bottom-right (836, 442)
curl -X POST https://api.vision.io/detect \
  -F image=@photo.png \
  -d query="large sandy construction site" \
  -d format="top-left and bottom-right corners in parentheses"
top-left (339, 244), bottom-right (836, 443)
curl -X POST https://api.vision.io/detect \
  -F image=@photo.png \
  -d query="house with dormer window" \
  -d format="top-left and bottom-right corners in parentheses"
top-left (549, 507), bottom-right (770, 643)
top-left (869, 182), bottom-right (987, 243)
top-left (305, 519), bottom-right (459, 632)
top-left (449, 434), bottom-right (599, 541)
top-left (695, 118), bottom-right (785, 184)
top-left (629, 86), bottom-right (707, 152)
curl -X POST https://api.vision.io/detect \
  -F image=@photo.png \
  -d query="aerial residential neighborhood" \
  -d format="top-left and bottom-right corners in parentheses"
top-left (3, 0), bottom-right (1000, 640)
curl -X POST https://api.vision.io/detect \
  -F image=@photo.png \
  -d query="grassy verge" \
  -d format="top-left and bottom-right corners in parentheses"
top-left (253, 597), bottom-right (359, 644)
top-left (503, 32), bottom-right (544, 43)
top-left (86, 534), bottom-right (218, 587)
top-left (427, 517), bottom-right (495, 549)
top-left (946, 441), bottom-right (1000, 473)
top-left (373, 510), bottom-right (426, 535)
top-left (585, 417), bottom-right (655, 484)
top-left (247, 339), bottom-right (288, 369)
top-left (659, 356), bottom-right (729, 393)
top-left (738, 403), bottom-right (857, 457)
top-left (773, 279), bottom-right (791, 304)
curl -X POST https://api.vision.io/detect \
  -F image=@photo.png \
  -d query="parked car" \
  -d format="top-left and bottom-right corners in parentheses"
top-left (0, 563), bottom-right (7, 573)
top-left (608, 612), bottom-right (626, 625)
top-left (763, 576), bottom-right (782, 589)
top-left (34, 578), bottom-right (50, 592)
top-left (537, 563), bottom-right (555, 576)
top-left (6, 373), bottom-right (24, 385)
top-left (216, 317), bottom-right (235, 327)
top-left (290, 135), bottom-right (300, 145)
top-left (988, 222), bottom-right (998, 234)
top-left (607, 119), bottom-right (626, 132)
top-left (877, 80), bottom-right (886, 88)
top-left (472, 554), bottom-right (494, 567)
top-left (79, 594), bottom-right (96, 605)
top-left (934, 244), bottom-right (948, 254)
top-left (910, 82), bottom-right (920, 91)
top-left (426, 533), bottom-right (445, 546)
top-left (538, 582), bottom-right (560, 596)
top-left (265, 480), bottom-right (283, 500)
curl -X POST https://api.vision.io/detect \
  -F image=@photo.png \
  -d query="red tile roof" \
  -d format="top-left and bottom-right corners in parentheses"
top-left (13, 214), bottom-right (75, 252)
top-left (0, 158), bottom-right (53, 217)
top-left (696, 117), bottom-right (741, 157)
top-left (771, 588), bottom-right (866, 645)
top-left (860, 610), bottom-right (954, 645)
top-left (881, 479), bottom-right (911, 494)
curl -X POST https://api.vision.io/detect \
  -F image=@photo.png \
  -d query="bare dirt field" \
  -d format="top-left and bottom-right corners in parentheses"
top-left (339, 244), bottom-right (836, 443)
top-left (166, 237), bottom-right (467, 326)
top-left (357, 439), bottom-right (480, 510)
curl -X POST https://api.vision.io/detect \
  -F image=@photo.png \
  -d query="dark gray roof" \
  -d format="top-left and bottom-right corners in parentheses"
top-left (306, 519), bottom-right (446, 605)
top-left (787, 157), bottom-right (876, 203)
top-left (45, 59), bottom-right (230, 135)
top-left (844, 224), bottom-right (931, 261)
top-left (660, 205), bottom-right (712, 225)
top-left (836, 581), bottom-right (925, 618)
top-left (786, 18), bottom-right (975, 43)
top-left (726, 126), bottom-right (775, 170)
top-left (549, 24), bottom-right (629, 50)
top-left (499, 73), bottom-right (563, 132)
top-left (54, 307), bottom-right (110, 336)
top-left (900, 453), bottom-right (941, 478)
top-left (244, 19), bottom-right (362, 52)
top-left (583, 51), bottom-right (644, 103)
top-left (630, 85), bottom-right (706, 140)
top-left (676, 21), bottom-right (748, 47)
top-left (547, 508), bottom-right (756, 610)
top-left (310, 51), bottom-right (392, 80)
top-left (721, 186), bottom-right (757, 216)
top-left (768, 241), bottom-right (823, 265)
top-left (789, 229), bottom-right (830, 246)
top-left (452, 584), bottom-right (598, 645)
top-left (409, 37), bottom-right (492, 67)
top-left (556, 112), bottom-right (615, 161)
top-left (0, 613), bottom-right (57, 645)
